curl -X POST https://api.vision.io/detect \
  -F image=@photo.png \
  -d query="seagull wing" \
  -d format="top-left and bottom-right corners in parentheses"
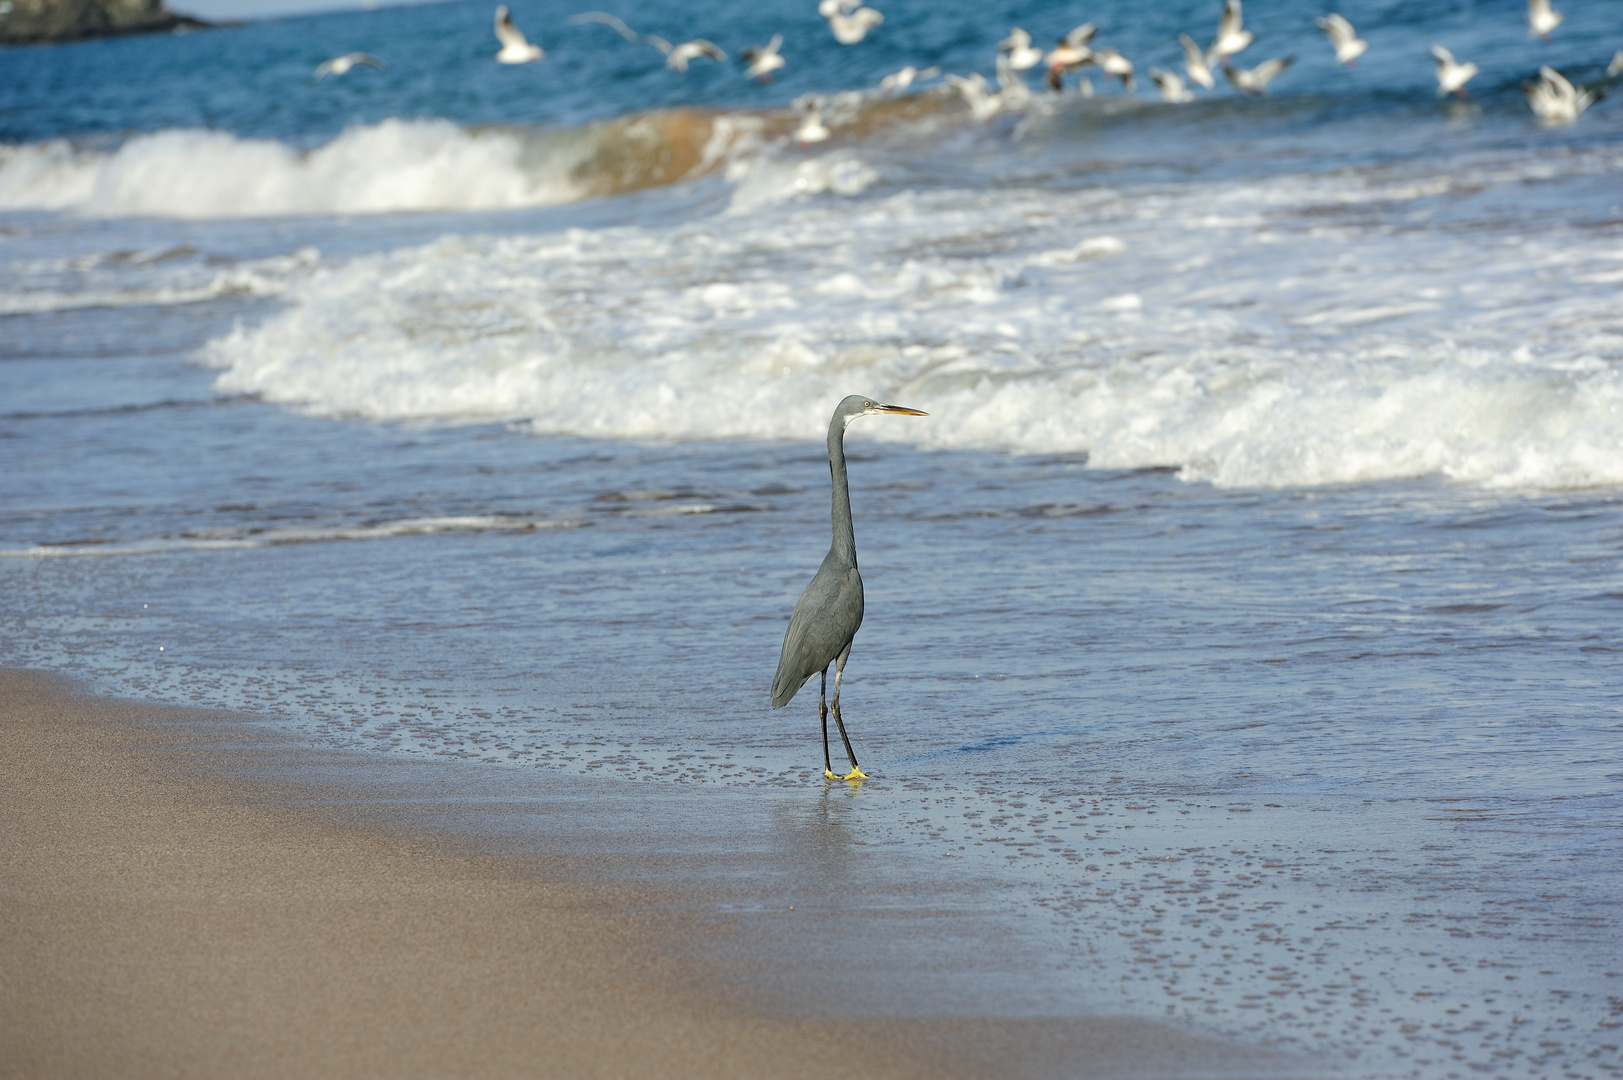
top-left (1218, 0), bottom-right (1243, 41)
top-left (1063, 22), bottom-right (1096, 49)
top-left (1316, 14), bottom-right (1350, 46)
top-left (1251, 56), bottom-right (1294, 86)
top-left (495, 8), bottom-right (529, 49)
top-left (353, 52), bottom-right (385, 69)
top-left (1430, 44), bottom-right (1454, 64)
top-left (569, 11), bottom-right (640, 41)
top-left (1179, 32), bottom-right (1203, 66)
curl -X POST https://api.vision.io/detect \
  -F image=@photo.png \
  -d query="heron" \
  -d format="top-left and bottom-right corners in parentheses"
top-left (771, 395), bottom-right (927, 782)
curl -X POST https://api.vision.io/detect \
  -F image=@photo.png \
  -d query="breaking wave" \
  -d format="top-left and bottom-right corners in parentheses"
top-left (198, 143), bottom-right (1623, 491)
top-left (0, 110), bottom-right (775, 219)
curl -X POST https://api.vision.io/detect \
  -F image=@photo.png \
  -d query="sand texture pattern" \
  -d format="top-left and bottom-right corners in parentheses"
top-left (0, 670), bottom-right (1294, 1079)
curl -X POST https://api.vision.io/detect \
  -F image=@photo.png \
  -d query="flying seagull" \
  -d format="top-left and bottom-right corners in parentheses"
top-left (310, 52), bottom-right (384, 82)
top-left (647, 35), bottom-right (727, 71)
top-left (878, 64), bottom-right (939, 92)
top-left (1210, 0), bottom-right (1254, 63)
top-left (1044, 23), bottom-right (1096, 92)
top-left (1526, 0), bottom-right (1562, 40)
top-left (1178, 32), bottom-right (1216, 88)
top-left (1315, 13), bottom-right (1367, 67)
top-left (820, 0), bottom-right (883, 45)
top-left (1224, 56), bottom-right (1293, 94)
top-left (998, 27), bottom-right (1044, 72)
top-left (1525, 65), bottom-right (1599, 123)
top-left (1430, 45), bottom-right (1478, 97)
top-left (740, 34), bottom-right (785, 80)
top-left (570, 13), bottom-right (725, 71)
top-left (771, 396), bottom-right (928, 782)
top-left (1092, 46), bottom-right (1136, 91)
top-left (1148, 67), bottom-right (1195, 102)
top-left (946, 71), bottom-right (1003, 119)
top-left (494, 5), bottom-right (543, 63)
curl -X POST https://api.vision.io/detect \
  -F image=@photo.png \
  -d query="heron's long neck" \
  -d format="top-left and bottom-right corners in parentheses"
top-left (827, 416), bottom-right (857, 568)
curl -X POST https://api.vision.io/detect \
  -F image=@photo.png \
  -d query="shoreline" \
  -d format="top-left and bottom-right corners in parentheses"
top-left (0, 668), bottom-right (1303, 1079)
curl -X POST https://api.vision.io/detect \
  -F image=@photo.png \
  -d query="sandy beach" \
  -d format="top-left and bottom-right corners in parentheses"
top-left (0, 668), bottom-right (1298, 1080)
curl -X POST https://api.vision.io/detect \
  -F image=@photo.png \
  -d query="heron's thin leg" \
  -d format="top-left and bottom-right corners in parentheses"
top-left (830, 643), bottom-right (866, 781)
top-left (819, 667), bottom-right (836, 780)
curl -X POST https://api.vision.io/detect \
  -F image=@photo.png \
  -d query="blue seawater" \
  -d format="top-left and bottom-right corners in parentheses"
top-left (2, 1), bottom-right (1621, 1075)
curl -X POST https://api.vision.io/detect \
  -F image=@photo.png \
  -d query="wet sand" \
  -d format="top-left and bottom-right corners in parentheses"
top-left (0, 668), bottom-right (1299, 1079)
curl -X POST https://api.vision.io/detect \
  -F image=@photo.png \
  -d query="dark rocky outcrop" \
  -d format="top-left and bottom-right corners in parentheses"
top-left (0, 0), bottom-right (212, 46)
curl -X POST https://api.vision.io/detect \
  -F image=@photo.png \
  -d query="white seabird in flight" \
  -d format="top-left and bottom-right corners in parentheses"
top-left (1525, 65), bottom-right (1597, 123)
top-left (946, 72), bottom-right (1003, 120)
top-left (311, 52), bottom-right (384, 82)
top-left (1430, 45), bottom-right (1478, 97)
top-left (1223, 56), bottom-right (1293, 95)
top-left (820, 0), bottom-right (883, 45)
top-left (1148, 67), bottom-right (1195, 103)
top-left (648, 35), bottom-right (727, 72)
top-left (1315, 13), bottom-right (1367, 67)
top-left (741, 34), bottom-right (786, 80)
top-left (494, 5), bottom-right (543, 63)
top-left (569, 13), bottom-right (725, 72)
top-left (1044, 23), bottom-right (1096, 92)
top-left (1526, 0), bottom-right (1562, 40)
top-left (878, 64), bottom-right (939, 92)
top-left (1092, 46), bottom-right (1135, 91)
top-left (1178, 32), bottom-right (1215, 88)
top-left (998, 28), bottom-right (1044, 73)
top-left (1210, 0), bottom-right (1253, 63)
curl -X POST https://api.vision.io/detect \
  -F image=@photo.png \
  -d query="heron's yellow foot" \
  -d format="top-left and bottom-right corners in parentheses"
top-left (824, 768), bottom-right (839, 781)
top-left (843, 766), bottom-right (868, 781)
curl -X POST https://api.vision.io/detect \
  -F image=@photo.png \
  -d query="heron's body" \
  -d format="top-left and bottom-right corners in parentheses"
top-left (771, 395), bottom-right (926, 781)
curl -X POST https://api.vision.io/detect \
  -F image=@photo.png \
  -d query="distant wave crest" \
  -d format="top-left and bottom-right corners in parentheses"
top-left (0, 112), bottom-right (769, 218)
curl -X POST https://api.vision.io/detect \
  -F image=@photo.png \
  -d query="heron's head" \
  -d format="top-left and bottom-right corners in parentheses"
top-left (836, 394), bottom-right (929, 426)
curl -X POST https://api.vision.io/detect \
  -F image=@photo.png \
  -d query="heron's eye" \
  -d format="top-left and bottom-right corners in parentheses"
top-left (864, 401), bottom-right (872, 408)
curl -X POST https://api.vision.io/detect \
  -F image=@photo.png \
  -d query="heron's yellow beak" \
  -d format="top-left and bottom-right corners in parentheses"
top-left (875, 404), bottom-right (929, 416)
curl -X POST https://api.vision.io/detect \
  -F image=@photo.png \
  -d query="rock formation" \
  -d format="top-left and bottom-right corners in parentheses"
top-left (0, 0), bottom-right (210, 46)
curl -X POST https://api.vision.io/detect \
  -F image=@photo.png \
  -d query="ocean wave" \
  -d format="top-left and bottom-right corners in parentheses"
top-left (0, 111), bottom-right (773, 219)
top-left (197, 139), bottom-right (1623, 492)
top-left (0, 247), bottom-right (319, 315)
top-left (0, 514), bottom-right (579, 558)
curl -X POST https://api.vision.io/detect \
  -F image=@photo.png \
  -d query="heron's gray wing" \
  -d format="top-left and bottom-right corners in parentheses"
top-left (771, 559), bottom-right (864, 708)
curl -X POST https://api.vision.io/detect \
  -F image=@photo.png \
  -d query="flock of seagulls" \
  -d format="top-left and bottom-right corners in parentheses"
top-left (306, 0), bottom-right (1617, 127)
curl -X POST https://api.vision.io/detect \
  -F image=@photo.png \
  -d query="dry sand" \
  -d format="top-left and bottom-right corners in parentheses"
top-left (0, 669), bottom-right (1300, 1079)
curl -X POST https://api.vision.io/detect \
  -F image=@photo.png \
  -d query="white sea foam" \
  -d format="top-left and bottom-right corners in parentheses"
top-left (192, 142), bottom-right (1623, 491)
top-left (0, 121), bottom-right (583, 218)
top-left (0, 248), bottom-right (319, 315)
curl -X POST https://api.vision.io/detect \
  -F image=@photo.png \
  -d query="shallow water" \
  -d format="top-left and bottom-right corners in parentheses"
top-left (3, 0), bottom-right (1623, 1075)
